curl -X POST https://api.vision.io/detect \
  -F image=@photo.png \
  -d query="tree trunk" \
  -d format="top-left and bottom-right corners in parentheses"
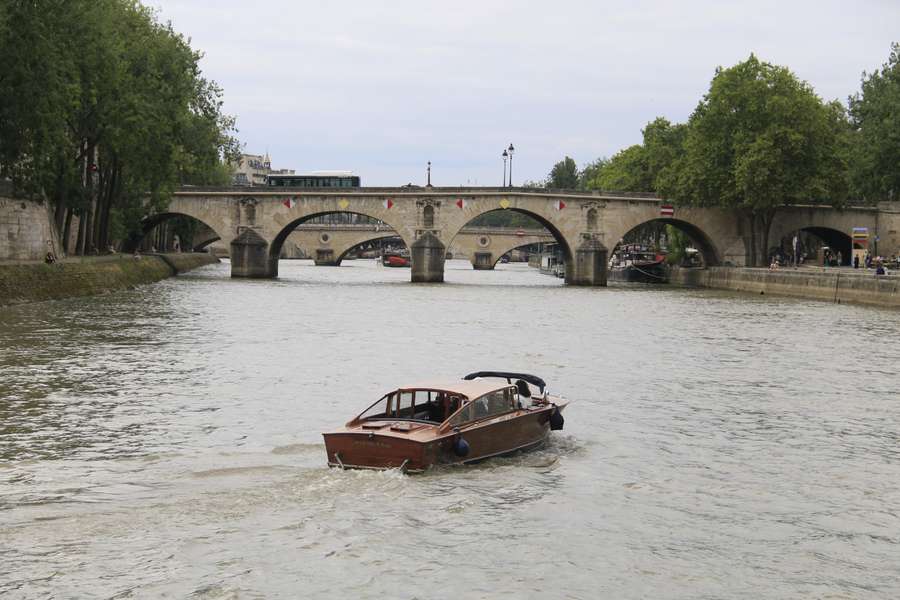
top-left (745, 211), bottom-right (757, 267)
top-left (759, 208), bottom-right (777, 268)
top-left (53, 161), bottom-right (67, 234)
top-left (62, 207), bottom-right (73, 256)
top-left (75, 209), bottom-right (86, 256)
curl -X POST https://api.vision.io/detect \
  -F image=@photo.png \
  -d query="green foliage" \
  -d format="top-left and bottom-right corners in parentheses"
top-left (576, 157), bottom-right (607, 190)
top-left (0, 0), bottom-right (239, 252)
top-left (657, 55), bottom-right (850, 264)
top-left (664, 225), bottom-right (690, 265)
top-left (582, 118), bottom-right (686, 192)
top-left (546, 156), bottom-right (579, 189)
top-left (848, 43), bottom-right (900, 202)
top-left (659, 55), bottom-right (848, 211)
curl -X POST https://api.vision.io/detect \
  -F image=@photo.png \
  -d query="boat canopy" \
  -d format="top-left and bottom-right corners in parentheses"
top-left (463, 371), bottom-right (546, 393)
top-left (395, 379), bottom-right (511, 400)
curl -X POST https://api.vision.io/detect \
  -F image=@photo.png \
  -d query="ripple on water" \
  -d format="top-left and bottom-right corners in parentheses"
top-left (1, 260), bottom-right (900, 598)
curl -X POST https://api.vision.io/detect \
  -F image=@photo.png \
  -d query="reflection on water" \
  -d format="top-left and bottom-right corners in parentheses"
top-left (2, 259), bottom-right (900, 598)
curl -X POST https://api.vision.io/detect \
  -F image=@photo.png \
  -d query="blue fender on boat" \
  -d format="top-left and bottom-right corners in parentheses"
top-left (549, 406), bottom-right (564, 431)
top-left (453, 437), bottom-right (470, 457)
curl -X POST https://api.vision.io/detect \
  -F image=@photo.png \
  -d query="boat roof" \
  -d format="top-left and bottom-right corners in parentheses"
top-left (395, 379), bottom-right (511, 399)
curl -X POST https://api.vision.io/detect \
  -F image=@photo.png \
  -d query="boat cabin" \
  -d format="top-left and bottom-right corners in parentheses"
top-left (348, 379), bottom-right (534, 431)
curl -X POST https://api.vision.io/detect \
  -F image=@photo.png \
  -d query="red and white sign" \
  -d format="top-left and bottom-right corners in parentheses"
top-left (660, 204), bottom-right (674, 217)
top-left (554, 199), bottom-right (566, 210)
top-left (456, 198), bottom-right (468, 209)
top-left (383, 198), bottom-right (394, 209)
top-left (283, 197), bottom-right (297, 209)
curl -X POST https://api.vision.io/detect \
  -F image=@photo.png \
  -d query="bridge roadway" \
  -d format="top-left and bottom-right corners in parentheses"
top-left (144, 186), bottom-right (900, 285)
top-left (195, 224), bottom-right (553, 269)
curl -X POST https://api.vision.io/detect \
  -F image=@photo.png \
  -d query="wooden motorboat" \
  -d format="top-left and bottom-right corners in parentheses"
top-left (322, 372), bottom-right (568, 473)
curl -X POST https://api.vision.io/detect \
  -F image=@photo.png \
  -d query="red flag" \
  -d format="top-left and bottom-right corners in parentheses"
top-left (383, 198), bottom-right (393, 209)
top-left (555, 199), bottom-right (566, 210)
top-left (282, 198), bottom-right (296, 209)
top-left (660, 205), bottom-right (674, 217)
top-left (456, 198), bottom-right (467, 209)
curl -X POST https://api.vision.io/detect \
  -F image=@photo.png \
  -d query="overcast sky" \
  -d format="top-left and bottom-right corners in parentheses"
top-left (154, 1), bottom-right (898, 186)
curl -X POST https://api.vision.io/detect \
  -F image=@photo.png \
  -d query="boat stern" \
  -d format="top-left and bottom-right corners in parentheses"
top-left (323, 425), bottom-right (434, 472)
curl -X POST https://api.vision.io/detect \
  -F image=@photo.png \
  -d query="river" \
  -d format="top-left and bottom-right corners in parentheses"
top-left (1, 259), bottom-right (899, 599)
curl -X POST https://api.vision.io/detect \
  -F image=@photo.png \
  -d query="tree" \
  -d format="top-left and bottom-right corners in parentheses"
top-left (546, 156), bottom-right (579, 189)
top-left (577, 157), bottom-right (607, 190)
top-left (658, 55), bottom-right (849, 265)
top-left (848, 43), bottom-right (900, 202)
top-left (589, 145), bottom-right (648, 191)
top-left (0, 0), bottom-right (239, 255)
top-left (582, 118), bottom-right (686, 193)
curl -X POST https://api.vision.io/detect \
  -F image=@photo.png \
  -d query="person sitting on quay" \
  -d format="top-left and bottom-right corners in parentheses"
top-left (874, 260), bottom-right (886, 277)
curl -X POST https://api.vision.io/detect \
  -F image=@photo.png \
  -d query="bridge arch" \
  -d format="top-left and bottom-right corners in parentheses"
top-left (611, 217), bottom-right (722, 267)
top-left (268, 211), bottom-right (415, 277)
top-left (446, 208), bottom-right (577, 278)
top-left (124, 212), bottom-right (228, 254)
top-left (772, 226), bottom-right (853, 266)
top-left (486, 241), bottom-right (544, 268)
top-left (334, 233), bottom-right (404, 265)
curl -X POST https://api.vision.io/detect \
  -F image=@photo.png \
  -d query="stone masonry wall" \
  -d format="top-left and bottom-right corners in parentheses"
top-left (670, 266), bottom-right (900, 310)
top-left (0, 195), bottom-right (60, 261)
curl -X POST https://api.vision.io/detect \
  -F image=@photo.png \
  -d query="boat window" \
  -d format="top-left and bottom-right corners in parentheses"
top-left (446, 402), bottom-right (473, 427)
top-left (396, 391), bottom-right (415, 418)
top-left (473, 390), bottom-right (514, 420)
top-left (358, 393), bottom-right (392, 420)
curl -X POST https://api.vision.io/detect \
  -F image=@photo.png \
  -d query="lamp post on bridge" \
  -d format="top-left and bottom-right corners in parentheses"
top-left (502, 149), bottom-right (508, 187)
top-left (507, 143), bottom-right (515, 187)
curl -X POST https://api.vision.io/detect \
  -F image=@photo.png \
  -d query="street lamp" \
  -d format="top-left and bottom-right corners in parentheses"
top-left (502, 149), bottom-right (508, 187)
top-left (507, 143), bottom-right (515, 187)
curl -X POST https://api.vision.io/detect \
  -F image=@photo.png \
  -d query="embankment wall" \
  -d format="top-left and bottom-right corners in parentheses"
top-left (0, 254), bottom-right (218, 307)
top-left (671, 267), bottom-right (900, 309)
top-left (0, 194), bottom-right (61, 261)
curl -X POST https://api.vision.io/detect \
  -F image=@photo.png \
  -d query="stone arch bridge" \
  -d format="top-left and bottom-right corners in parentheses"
top-left (146, 186), bottom-right (896, 285)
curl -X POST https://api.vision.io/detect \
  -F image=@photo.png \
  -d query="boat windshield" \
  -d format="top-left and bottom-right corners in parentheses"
top-left (446, 388), bottom-right (516, 426)
top-left (357, 389), bottom-right (457, 424)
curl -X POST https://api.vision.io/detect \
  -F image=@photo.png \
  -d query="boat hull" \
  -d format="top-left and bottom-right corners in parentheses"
top-left (323, 403), bottom-right (565, 473)
top-left (381, 254), bottom-right (410, 267)
top-left (609, 261), bottom-right (668, 283)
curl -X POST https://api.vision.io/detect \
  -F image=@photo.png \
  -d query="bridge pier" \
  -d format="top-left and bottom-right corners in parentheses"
top-left (568, 237), bottom-right (608, 286)
top-left (230, 228), bottom-right (273, 278)
top-left (410, 232), bottom-right (445, 283)
top-left (473, 252), bottom-right (495, 270)
top-left (314, 249), bottom-right (341, 266)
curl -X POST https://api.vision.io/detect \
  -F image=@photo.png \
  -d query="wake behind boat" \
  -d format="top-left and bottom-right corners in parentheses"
top-left (322, 371), bottom-right (568, 473)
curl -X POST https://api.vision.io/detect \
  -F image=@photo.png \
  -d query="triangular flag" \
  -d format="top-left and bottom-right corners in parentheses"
top-left (282, 197), bottom-right (296, 209)
top-left (555, 199), bottom-right (566, 210)
top-left (383, 198), bottom-right (394, 209)
top-left (456, 198), bottom-right (467, 209)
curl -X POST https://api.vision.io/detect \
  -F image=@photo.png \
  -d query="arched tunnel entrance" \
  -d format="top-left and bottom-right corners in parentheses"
top-left (774, 227), bottom-right (853, 267)
top-left (611, 219), bottom-right (719, 283)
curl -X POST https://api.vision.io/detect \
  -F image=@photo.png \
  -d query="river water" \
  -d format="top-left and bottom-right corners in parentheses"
top-left (1, 259), bottom-right (899, 599)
